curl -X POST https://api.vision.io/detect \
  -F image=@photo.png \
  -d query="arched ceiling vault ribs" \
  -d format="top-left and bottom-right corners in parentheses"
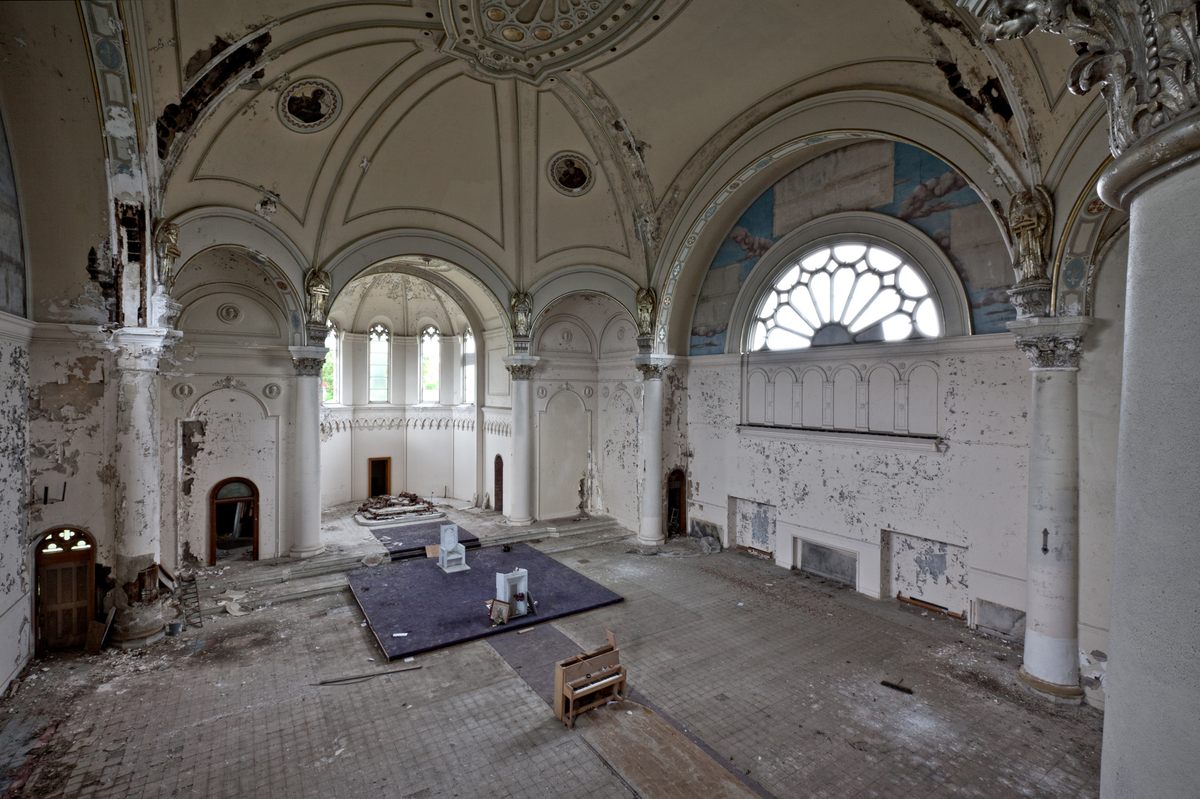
top-left (188, 39), bottom-right (424, 227)
top-left (550, 72), bottom-right (655, 282)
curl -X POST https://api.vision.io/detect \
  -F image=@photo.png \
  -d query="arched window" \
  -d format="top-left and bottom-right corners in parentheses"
top-left (749, 241), bottom-right (942, 351)
top-left (321, 322), bottom-right (339, 403)
top-left (420, 325), bottom-right (440, 403)
top-left (368, 323), bottom-right (390, 403)
top-left (462, 328), bottom-right (476, 405)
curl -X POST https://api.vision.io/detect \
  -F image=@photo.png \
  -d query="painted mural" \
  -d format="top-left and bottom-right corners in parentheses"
top-left (690, 141), bottom-right (1012, 355)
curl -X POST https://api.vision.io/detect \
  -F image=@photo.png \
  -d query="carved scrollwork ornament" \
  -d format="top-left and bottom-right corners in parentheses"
top-left (1015, 334), bottom-right (1086, 369)
top-left (292, 357), bottom-right (325, 377)
top-left (506, 363), bottom-right (537, 381)
top-left (973, 0), bottom-right (1200, 157)
top-left (635, 362), bottom-right (669, 380)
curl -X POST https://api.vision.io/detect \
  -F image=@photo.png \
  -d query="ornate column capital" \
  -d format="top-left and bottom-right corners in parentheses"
top-left (969, 1), bottom-right (1200, 158)
top-left (289, 345), bottom-right (327, 377)
top-left (1009, 317), bottom-right (1093, 370)
top-left (633, 354), bottom-right (672, 380)
top-left (504, 354), bottom-right (540, 381)
top-left (108, 327), bottom-right (181, 372)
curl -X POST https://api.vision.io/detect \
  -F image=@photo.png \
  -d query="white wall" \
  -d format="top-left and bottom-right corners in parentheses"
top-left (1076, 235), bottom-right (1127, 705)
top-left (685, 334), bottom-right (1031, 613)
top-left (0, 314), bottom-right (32, 692)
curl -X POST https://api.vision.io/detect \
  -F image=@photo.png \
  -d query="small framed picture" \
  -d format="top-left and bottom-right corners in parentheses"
top-left (488, 599), bottom-right (511, 626)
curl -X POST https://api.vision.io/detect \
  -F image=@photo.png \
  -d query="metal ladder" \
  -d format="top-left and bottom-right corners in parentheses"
top-left (179, 572), bottom-right (204, 628)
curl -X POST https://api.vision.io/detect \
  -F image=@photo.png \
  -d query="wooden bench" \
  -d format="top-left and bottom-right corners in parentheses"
top-left (553, 631), bottom-right (627, 728)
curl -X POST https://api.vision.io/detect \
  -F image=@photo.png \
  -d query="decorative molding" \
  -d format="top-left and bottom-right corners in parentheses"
top-left (292, 357), bottom-right (324, 377)
top-left (263, 383), bottom-right (282, 399)
top-left (737, 424), bottom-right (946, 453)
top-left (547, 151), bottom-right (594, 196)
top-left (1009, 317), bottom-right (1092, 369)
top-left (437, 0), bottom-right (665, 84)
top-left (277, 78), bottom-right (342, 133)
top-left (973, 0), bottom-right (1200, 157)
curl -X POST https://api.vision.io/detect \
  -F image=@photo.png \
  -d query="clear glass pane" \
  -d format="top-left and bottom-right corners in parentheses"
top-left (775, 305), bottom-right (814, 337)
top-left (897, 264), bottom-right (930, 297)
top-left (757, 292), bottom-right (779, 319)
top-left (842, 271), bottom-right (879, 325)
top-left (867, 247), bottom-right (903, 272)
top-left (800, 249), bottom-right (830, 272)
top-left (775, 264), bottom-right (801, 291)
top-left (766, 326), bottom-right (810, 350)
top-left (809, 270), bottom-right (832, 323)
top-left (881, 314), bottom-right (913, 341)
top-left (831, 266), bottom-right (856, 323)
top-left (832, 243), bottom-right (867, 263)
top-left (751, 321), bottom-right (767, 350)
top-left (915, 297), bottom-right (941, 337)
top-left (848, 288), bottom-right (901, 332)
top-left (791, 286), bottom-right (822, 330)
top-left (421, 328), bottom-right (440, 403)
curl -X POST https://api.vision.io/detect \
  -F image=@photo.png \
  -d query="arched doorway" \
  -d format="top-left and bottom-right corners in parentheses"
top-left (35, 528), bottom-right (96, 654)
top-left (494, 455), bottom-right (503, 513)
top-left (667, 469), bottom-right (687, 537)
top-left (209, 478), bottom-right (259, 566)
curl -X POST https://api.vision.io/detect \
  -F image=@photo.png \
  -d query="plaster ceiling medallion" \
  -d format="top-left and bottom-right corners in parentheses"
top-left (439, 0), bottom-right (665, 83)
top-left (548, 151), bottom-right (594, 196)
top-left (277, 78), bottom-right (342, 133)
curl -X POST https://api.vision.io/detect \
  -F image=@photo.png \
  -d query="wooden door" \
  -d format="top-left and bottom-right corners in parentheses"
top-left (35, 529), bottom-right (95, 653)
top-left (494, 455), bottom-right (503, 513)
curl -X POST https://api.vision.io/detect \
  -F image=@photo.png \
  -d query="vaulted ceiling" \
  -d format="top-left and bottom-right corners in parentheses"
top-left (0, 0), bottom-right (1108, 350)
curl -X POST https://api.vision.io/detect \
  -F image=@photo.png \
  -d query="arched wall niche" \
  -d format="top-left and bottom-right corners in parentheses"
top-left (528, 268), bottom-right (639, 333)
top-left (650, 89), bottom-right (1023, 354)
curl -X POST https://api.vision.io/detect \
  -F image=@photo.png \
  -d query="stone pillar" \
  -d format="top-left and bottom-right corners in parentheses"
top-left (634, 355), bottom-right (670, 549)
top-left (108, 328), bottom-right (178, 648)
top-left (290, 346), bottom-right (327, 558)
top-left (503, 355), bottom-right (539, 525)
top-left (963, 2), bottom-right (1200, 795)
top-left (1010, 317), bottom-right (1090, 700)
top-left (1097, 133), bottom-right (1200, 798)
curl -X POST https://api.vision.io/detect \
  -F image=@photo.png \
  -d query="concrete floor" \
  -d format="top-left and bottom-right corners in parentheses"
top-left (0, 535), bottom-right (1102, 798)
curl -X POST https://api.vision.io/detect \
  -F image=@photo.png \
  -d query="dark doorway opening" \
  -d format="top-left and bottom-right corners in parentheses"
top-left (667, 468), bottom-right (687, 536)
top-left (494, 455), bottom-right (504, 513)
top-left (209, 478), bottom-right (259, 566)
top-left (35, 528), bottom-right (96, 654)
top-left (369, 457), bottom-right (391, 497)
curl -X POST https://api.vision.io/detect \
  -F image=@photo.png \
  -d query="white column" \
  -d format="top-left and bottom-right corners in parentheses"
top-left (504, 355), bottom-right (538, 525)
top-left (108, 328), bottom-right (178, 648)
top-left (440, 335), bottom-right (461, 404)
top-left (290, 346), bottom-right (326, 558)
top-left (1010, 317), bottom-right (1090, 699)
top-left (635, 356), bottom-right (671, 548)
top-left (1098, 135), bottom-right (1200, 798)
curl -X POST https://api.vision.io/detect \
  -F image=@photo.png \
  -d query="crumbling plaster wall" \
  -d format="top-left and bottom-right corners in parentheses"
top-left (162, 367), bottom-right (291, 569)
top-left (685, 334), bottom-right (1032, 616)
top-left (26, 329), bottom-right (115, 565)
top-left (0, 317), bottom-right (32, 693)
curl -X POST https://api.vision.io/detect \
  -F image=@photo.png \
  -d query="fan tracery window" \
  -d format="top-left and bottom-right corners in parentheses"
top-left (749, 242), bottom-right (942, 351)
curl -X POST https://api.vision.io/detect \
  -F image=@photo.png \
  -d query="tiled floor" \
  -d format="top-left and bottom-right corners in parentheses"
top-left (1, 540), bottom-right (1102, 798)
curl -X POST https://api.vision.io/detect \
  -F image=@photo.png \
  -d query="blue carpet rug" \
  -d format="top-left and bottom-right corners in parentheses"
top-left (348, 543), bottom-right (623, 660)
top-left (368, 521), bottom-right (480, 560)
